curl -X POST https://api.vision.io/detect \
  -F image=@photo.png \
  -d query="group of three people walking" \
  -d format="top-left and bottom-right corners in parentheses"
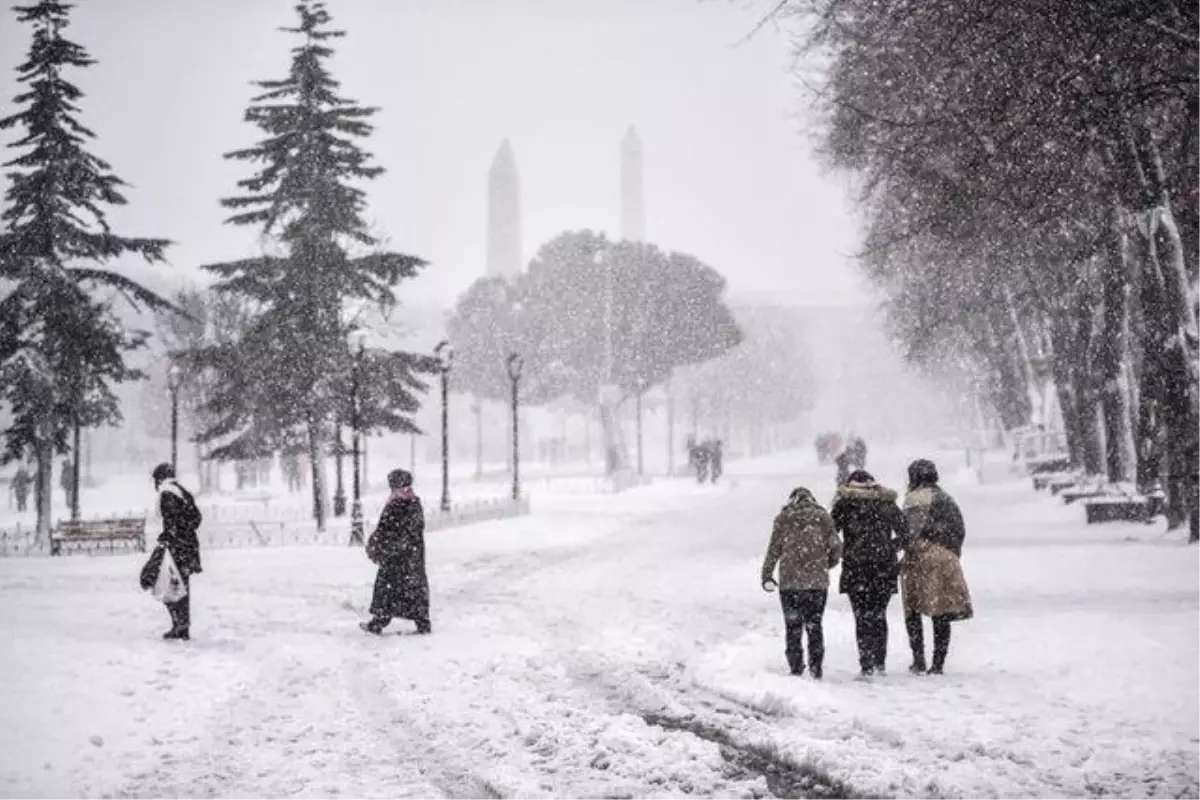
top-left (761, 458), bottom-right (972, 679)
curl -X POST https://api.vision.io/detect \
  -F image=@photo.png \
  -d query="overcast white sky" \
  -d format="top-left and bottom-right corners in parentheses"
top-left (0, 0), bottom-right (869, 308)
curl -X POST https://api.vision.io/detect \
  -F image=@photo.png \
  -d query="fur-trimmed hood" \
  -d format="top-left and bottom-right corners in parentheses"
top-left (835, 482), bottom-right (898, 503)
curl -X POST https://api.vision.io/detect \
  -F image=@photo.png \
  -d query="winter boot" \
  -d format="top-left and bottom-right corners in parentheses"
top-left (415, 620), bottom-right (432, 635)
top-left (930, 618), bottom-right (951, 674)
top-left (359, 620), bottom-right (384, 635)
top-left (809, 663), bottom-right (823, 681)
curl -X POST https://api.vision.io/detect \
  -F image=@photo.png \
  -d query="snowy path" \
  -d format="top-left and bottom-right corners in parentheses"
top-left (0, 452), bottom-right (1196, 798)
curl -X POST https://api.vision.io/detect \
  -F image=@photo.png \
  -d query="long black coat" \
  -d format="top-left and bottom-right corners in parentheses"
top-left (158, 480), bottom-right (202, 577)
top-left (831, 483), bottom-right (907, 595)
top-left (367, 494), bottom-right (429, 622)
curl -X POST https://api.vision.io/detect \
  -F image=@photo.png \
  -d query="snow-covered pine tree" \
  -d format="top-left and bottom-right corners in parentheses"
top-left (191, 1), bottom-right (428, 531)
top-left (0, 0), bottom-right (171, 540)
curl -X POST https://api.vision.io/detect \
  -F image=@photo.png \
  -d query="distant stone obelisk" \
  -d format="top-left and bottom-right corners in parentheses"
top-left (487, 138), bottom-right (522, 278)
top-left (620, 126), bottom-right (645, 242)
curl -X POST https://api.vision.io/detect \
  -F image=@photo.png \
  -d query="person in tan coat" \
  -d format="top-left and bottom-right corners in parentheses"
top-left (761, 487), bottom-right (842, 678)
top-left (901, 459), bottom-right (973, 675)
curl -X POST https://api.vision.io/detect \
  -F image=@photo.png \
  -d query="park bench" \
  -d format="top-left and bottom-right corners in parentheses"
top-left (50, 516), bottom-right (147, 556)
top-left (1026, 455), bottom-right (1072, 476)
top-left (1083, 495), bottom-right (1166, 525)
top-left (1033, 471), bottom-right (1075, 491)
top-left (1048, 477), bottom-right (1078, 495)
top-left (1061, 488), bottom-right (1106, 505)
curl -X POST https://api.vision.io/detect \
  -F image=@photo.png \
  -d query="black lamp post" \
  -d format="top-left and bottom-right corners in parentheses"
top-left (167, 364), bottom-right (183, 474)
top-left (635, 377), bottom-right (647, 476)
top-left (349, 332), bottom-right (366, 546)
top-left (507, 353), bottom-right (524, 502)
top-left (333, 422), bottom-right (346, 517)
top-left (665, 375), bottom-right (674, 477)
top-left (471, 400), bottom-right (483, 480)
top-left (435, 340), bottom-right (454, 513)
top-left (70, 413), bottom-right (81, 521)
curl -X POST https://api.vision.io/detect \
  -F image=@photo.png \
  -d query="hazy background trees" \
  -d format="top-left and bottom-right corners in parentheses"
top-left (779, 0), bottom-right (1198, 528)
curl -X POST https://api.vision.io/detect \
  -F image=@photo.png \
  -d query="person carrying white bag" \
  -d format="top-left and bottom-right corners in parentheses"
top-left (152, 547), bottom-right (188, 604)
top-left (139, 463), bottom-right (203, 640)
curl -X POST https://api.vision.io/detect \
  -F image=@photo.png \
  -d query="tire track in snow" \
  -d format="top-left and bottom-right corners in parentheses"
top-left (113, 636), bottom-right (441, 798)
top-left (342, 651), bottom-right (506, 799)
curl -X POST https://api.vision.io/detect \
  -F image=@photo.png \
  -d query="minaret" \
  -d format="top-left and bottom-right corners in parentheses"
top-left (487, 138), bottom-right (522, 278)
top-left (620, 126), bottom-right (646, 242)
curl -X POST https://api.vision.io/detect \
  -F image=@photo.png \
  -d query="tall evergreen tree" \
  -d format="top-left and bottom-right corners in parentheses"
top-left (0, 0), bottom-right (171, 539)
top-left (189, 1), bottom-right (430, 530)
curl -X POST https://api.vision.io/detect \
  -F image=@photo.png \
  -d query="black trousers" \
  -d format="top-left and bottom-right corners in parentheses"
top-left (779, 589), bottom-right (827, 675)
top-left (906, 612), bottom-right (951, 669)
top-left (847, 589), bottom-right (892, 672)
top-left (166, 572), bottom-right (191, 632)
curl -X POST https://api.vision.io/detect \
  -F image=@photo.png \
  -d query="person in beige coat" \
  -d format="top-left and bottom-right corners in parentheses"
top-left (901, 459), bottom-right (973, 675)
top-left (761, 487), bottom-right (842, 678)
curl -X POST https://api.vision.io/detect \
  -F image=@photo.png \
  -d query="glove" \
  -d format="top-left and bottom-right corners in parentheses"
top-left (762, 578), bottom-right (778, 593)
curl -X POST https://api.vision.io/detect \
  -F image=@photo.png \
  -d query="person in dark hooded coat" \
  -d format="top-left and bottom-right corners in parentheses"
top-left (152, 463), bottom-right (203, 640)
top-left (831, 469), bottom-right (908, 677)
top-left (362, 469), bottom-right (431, 635)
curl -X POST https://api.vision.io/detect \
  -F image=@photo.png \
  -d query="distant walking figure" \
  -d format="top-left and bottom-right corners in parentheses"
top-left (831, 470), bottom-right (908, 677)
top-left (761, 487), bottom-right (842, 679)
top-left (60, 459), bottom-right (75, 510)
top-left (150, 463), bottom-right (203, 640)
top-left (847, 436), bottom-right (868, 470)
top-left (709, 440), bottom-right (724, 484)
top-left (901, 459), bottom-right (973, 675)
top-left (10, 466), bottom-right (31, 512)
top-left (362, 469), bottom-right (431, 635)
top-left (834, 449), bottom-right (852, 486)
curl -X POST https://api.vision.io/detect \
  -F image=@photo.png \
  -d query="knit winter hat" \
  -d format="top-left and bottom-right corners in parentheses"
top-left (846, 469), bottom-right (875, 485)
top-left (788, 487), bottom-right (816, 505)
top-left (151, 463), bottom-right (175, 485)
top-left (907, 459), bottom-right (939, 490)
top-left (388, 469), bottom-right (414, 489)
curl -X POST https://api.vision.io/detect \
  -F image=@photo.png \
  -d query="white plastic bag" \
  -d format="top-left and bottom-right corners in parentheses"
top-left (152, 548), bottom-right (188, 605)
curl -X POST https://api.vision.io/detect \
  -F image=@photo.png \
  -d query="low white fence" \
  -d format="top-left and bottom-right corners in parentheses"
top-left (0, 497), bottom-right (532, 557)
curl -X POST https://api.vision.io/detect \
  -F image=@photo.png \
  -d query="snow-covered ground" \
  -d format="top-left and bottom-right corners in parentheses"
top-left (0, 449), bottom-right (1196, 798)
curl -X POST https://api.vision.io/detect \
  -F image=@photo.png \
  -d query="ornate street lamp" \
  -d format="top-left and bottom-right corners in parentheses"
top-left (349, 331), bottom-right (367, 546)
top-left (506, 353), bottom-right (524, 502)
top-left (167, 363), bottom-right (183, 474)
top-left (435, 340), bottom-right (454, 512)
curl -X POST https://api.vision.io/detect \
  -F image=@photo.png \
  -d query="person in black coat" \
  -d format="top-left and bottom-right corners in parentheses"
top-left (152, 463), bottom-right (203, 640)
top-left (831, 469), bottom-right (908, 677)
top-left (362, 469), bottom-right (431, 635)
top-left (834, 450), bottom-right (853, 486)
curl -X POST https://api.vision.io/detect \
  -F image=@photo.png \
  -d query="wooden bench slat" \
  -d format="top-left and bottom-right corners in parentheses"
top-left (50, 517), bottom-right (147, 555)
